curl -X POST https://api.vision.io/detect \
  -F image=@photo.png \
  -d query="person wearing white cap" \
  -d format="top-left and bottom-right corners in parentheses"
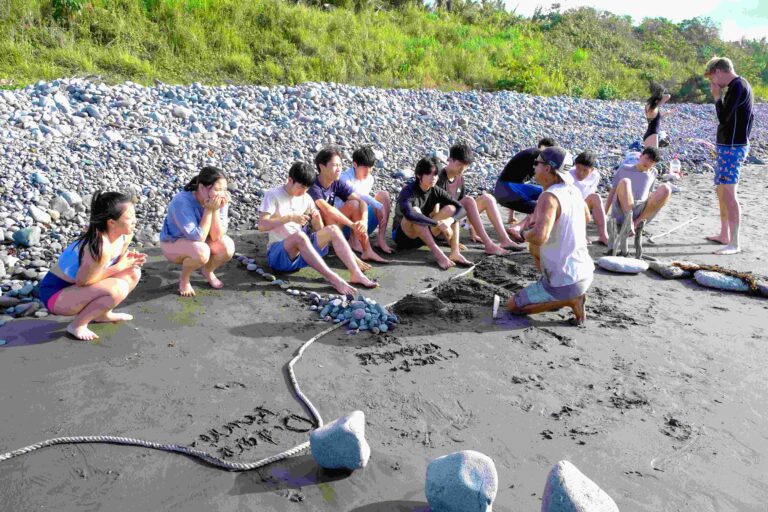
top-left (507, 146), bottom-right (594, 325)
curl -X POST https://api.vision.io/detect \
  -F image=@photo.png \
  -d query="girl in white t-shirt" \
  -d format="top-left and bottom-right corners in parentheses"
top-left (569, 151), bottom-right (609, 245)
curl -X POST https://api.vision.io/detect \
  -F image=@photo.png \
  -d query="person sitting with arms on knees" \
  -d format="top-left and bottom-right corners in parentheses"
top-left (507, 147), bottom-right (594, 325)
top-left (309, 146), bottom-right (388, 264)
top-left (604, 146), bottom-right (671, 255)
top-left (436, 142), bottom-right (525, 255)
top-left (494, 137), bottom-right (556, 230)
top-left (336, 145), bottom-right (394, 255)
top-left (569, 150), bottom-right (610, 246)
top-left (160, 166), bottom-right (235, 297)
top-left (259, 162), bottom-right (377, 296)
top-left (393, 157), bottom-right (471, 269)
top-left (38, 191), bottom-right (146, 341)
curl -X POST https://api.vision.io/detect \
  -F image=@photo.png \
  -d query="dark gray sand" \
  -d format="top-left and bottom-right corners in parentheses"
top-left (1, 167), bottom-right (768, 511)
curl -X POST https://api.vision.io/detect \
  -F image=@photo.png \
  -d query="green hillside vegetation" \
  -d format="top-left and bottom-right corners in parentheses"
top-left (1, 0), bottom-right (766, 101)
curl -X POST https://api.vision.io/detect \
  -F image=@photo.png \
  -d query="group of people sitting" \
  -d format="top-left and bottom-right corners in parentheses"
top-left (37, 140), bottom-right (674, 340)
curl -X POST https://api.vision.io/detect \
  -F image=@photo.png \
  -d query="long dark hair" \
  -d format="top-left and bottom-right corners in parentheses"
top-left (76, 191), bottom-right (133, 264)
top-left (647, 84), bottom-right (666, 109)
top-left (183, 166), bottom-right (227, 192)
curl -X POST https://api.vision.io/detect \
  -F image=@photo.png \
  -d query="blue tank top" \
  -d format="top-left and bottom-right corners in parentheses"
top-left (58, 235), bottom-right (125, 280)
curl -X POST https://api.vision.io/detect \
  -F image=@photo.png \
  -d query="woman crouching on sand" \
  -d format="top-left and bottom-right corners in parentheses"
top-left (37, 192), bottom-right (146, 341)
top-left (160, 166), bottom-right (234, 297)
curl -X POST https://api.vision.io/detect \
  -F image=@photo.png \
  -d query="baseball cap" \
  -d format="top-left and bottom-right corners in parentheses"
top-left (539, 147), bottom-right (574, 185)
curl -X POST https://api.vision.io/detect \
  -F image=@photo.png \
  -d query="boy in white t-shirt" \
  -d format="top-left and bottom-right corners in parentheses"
top-left (258, 162), bottom-right (378, 296)
top-left (335, 146), bottom-right (394, 254)
top-left (569, 151), bottom-right (609, 246)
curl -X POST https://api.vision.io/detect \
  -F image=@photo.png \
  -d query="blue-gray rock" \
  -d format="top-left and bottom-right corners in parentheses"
top-left (425, 450), bottom-right (497, 512)
top-left (60, 190), bottom-right (82, 206)
top-left (12, 226), bottom-right (42, 247)
top-left (694, 270), bottom-right (750, 292)
top-left (541, 460), bottom-right (619, 512)
top-left (310, 410), bottom-right (370, 470)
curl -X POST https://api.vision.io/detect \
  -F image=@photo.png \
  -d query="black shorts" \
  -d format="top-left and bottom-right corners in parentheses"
top-left (393, 224), bottom-right (426, 250)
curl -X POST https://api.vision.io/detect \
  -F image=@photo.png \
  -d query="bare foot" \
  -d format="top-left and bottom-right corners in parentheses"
top-left (706, 235), bottom-right (729, 245)
top-left (436, 255), bottom-right (456, 270)
top-left (67, 323), bottom-right (99, 341)
top-left (506, 225), bottom-right (524, 242)
top-left (355, 256), bottom-right (372, 272)
top-left (330, 277), bottom-right (357, 297)
top-left (202, 269), bottom-right (224, 289)
top-left (361, 250), bottom-right (390, 264)
top-left (501, 241), bottom-right (526, 252)
top-left (449, 253), bottom-right (473, 267)
top-left (715, 245), bottom-right (741, 255)
top-left (350, 276), bottom-right (379, 289)
top-left (376, 238), bottom-right (394, 254)
top-left (570, 294), bottom-right (587, 326)
top-left (484, 244), bottom-right (510, 256)
top-left (597, 236), bottom-right (610, 246)
top-left (94, 312), bottom-right (133, 323)
top-left (179, 280), bottom-right (196, 297)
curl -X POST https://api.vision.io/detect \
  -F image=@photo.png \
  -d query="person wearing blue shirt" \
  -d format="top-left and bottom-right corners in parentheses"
top-left (160, 166), bottom-right (234, 297)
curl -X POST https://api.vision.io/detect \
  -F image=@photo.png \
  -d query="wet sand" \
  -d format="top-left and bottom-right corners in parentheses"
top-left (1, 166), bottom-right (767, 511)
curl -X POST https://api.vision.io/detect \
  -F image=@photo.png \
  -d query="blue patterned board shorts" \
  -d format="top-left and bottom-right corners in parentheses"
top-left (715, 145), bottom-right (749, 185)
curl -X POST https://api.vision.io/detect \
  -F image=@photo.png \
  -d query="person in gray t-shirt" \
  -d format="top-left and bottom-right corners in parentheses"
top-left (605, 147), bottom-right (672, 238)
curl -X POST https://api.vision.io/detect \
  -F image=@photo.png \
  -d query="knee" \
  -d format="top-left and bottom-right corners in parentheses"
top-left (110, 280), bottom-right (132, 302)
top-left (659, 184), bottom-right (672, 199)
top-left (212, 236), bottom-right (236, 259)
top-left (482, 192), bottom-right (496, 205)
top-left (618, 178), bottom-right (631, 188)
top-left (291, 231), bottom-right (311, 247)
top-left (325, 224), bottom-right (343, 239)
top-left (442, 205), bottom-right (457, 216)
top-left (191, 242), bottom-right (211, 265)
top-left (127, 266), bottom-right (142, 288)
top-left (376, 190), bottom-right (390, 203)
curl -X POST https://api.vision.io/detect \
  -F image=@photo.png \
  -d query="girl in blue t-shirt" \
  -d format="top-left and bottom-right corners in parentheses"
top-left (37, 191), bottom-right (147, 341)
top-left (160, 166), bottom-right (234, 297)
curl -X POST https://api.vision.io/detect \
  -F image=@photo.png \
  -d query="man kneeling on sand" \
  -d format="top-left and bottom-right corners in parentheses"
top-left (258, 162), bottom-right (378, 296)
top-left (507, 147), bottom-right (594, 325)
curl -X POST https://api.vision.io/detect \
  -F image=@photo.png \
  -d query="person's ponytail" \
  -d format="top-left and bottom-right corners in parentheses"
top-left (75, 190), bottom-right (132, 265)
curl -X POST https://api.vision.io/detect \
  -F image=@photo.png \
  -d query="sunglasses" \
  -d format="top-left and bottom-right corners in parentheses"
top-left (534, 159), bottom-right (558, 168)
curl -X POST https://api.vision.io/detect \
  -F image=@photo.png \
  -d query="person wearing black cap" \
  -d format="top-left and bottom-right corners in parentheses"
top-left (507, 147), bottom-right (594, 326)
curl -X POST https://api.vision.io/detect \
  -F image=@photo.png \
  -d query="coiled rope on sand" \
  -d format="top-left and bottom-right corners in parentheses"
top-left (0, 265), bottom-right (476, 471)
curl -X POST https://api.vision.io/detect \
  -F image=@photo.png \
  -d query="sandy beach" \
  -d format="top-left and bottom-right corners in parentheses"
top-left (1, 164), bottom-right (767, 511)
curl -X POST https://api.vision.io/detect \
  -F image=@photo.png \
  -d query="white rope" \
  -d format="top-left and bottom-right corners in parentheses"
top-left (0, 265), bottom-right (476, 471)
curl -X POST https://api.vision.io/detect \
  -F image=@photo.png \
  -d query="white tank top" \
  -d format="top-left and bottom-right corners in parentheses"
top-left (539, 183), bottom-right (594, 287)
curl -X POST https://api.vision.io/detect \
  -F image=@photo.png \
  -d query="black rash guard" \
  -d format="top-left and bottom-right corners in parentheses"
top-left (393, 180), bottom-right (464, 229)
top-left (716, 76), bottom-right (754, 146)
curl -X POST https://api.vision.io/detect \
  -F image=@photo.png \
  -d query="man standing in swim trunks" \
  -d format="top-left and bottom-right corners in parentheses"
top-left (704, 57), bottom-right (755, 255)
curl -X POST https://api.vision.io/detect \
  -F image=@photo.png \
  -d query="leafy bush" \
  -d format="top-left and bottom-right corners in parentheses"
top-left (0, 0), bottom-right (763, 102)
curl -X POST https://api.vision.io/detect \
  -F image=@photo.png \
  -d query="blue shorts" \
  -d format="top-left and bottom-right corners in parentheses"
top-left (267, 233), bottom-right (329, 273)
top-left (715, 145), bottom-right (749, 185)
top-left (514, 277), bottom-right (592, 308)
top-left (493, 180), bottom-right (542, 214)
top-left (341, 204), bottom-right (380, 239)
top-left (37, 272), bottom-right (74, 312)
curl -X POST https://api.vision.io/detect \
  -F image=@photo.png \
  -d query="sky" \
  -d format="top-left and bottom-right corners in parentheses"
top-left (507, 0), bottom-right (768, 41)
